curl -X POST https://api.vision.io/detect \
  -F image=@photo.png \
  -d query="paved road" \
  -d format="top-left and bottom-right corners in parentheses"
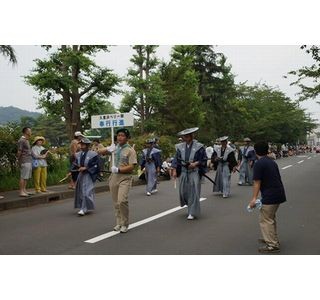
top-left (1, 153), bottom-right (319, 254)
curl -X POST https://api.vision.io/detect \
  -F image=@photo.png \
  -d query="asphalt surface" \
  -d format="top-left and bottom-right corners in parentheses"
top-left (0, 153), bottom-right (319, 255)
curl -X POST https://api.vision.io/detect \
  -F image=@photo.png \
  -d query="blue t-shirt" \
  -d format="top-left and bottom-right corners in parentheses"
top-left (253, 156), bottom-right (286, 205)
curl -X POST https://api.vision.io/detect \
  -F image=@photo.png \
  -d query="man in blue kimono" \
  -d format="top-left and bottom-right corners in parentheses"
top-left (238, 137), bottom-right (256, 186)
top-left (74, 138), bottom-right (100, 216)
top-left (171, 127), bottom-right (207, 220)
top-left (212, 136), bottom-right (238, 198)
top-left (140, 139), bottom-right (162, 196)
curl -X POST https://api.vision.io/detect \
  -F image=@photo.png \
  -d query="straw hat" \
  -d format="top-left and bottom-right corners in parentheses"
top-left (33, 136), bottom-right (45, 145)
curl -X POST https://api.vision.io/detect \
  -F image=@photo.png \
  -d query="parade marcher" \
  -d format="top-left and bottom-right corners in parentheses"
top-left (17, 127), bottom-right (33, 197)
top-left (248, 141), bottom-right (287, 253)
top-left (91, 138), bottom-right (105, 177)
top-left (238, 137), bottom-right (256, 186)
top-left (74, 138), bottom-right (100, 216)
top-left (211, 136), bottom-right (237, 198)
top-left (171, 127), bottom-right (207, 220)
top-left (31, 136), bottom-right (49, 193)
top-left (205, 144), bottom-right (214, 169)
top-left (68, 131), bottom-right (84, 189)
top-left (140, 139), bottom-right (162, 196)
top-left (99, 128), bottom-right (137, 233)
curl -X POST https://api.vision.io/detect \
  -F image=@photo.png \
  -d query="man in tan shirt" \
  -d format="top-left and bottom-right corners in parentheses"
top-left (99, 128), bottom-right (137, 233)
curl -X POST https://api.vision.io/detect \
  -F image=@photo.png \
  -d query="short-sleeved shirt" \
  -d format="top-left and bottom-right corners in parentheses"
top-left (17, 136), bottom-right (32, 163)
top-left (253, 156), bottom-right (286, 205)
top-left (116, 144), bottom-right (137, 174)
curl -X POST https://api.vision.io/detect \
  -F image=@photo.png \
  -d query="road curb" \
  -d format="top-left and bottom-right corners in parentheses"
top-left (0, 176), bottom-right (166, 212)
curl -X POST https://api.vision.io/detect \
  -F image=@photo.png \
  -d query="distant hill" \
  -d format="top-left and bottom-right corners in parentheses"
top-left (0, 106), bottom-right (41, 125)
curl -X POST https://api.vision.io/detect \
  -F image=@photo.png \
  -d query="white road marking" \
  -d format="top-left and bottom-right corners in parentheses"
top-left (297, 155), bottom-right (308, 158)
top-left (297, 160), bottom-right (304, 164)
top-left (282, 165), bottom-right (292, 170)
top-left (307, 157), bottom-right (311, 160)
top-left (85, 197), bottom-right (208, 244)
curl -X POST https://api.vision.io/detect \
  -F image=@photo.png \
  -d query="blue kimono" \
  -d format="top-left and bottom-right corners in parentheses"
top-left (74, 150), bottom-right (100, 211)
top-left (140, 147), bottom-right (162, 193)
top-left (238, 145), bottom-right (256, 185)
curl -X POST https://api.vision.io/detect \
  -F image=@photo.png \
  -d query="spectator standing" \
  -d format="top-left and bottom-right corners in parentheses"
top-left (31, 136), bottom-right (49, 193)
top-left (17, 127), bottom-right (33, 197)
top-left (248, 141), bottom-right (287, 253)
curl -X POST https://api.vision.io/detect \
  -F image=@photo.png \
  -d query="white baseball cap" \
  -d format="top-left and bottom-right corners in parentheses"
top-left (74, 131), bottom-right (84, 137)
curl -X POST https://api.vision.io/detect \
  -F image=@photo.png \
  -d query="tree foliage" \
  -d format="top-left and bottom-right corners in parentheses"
top-left (156, 58), bottom-right (204, 135)
top-left (170, 45), bottom-right (235, 141)
top-left (232, 83), bottom-right (316, 143)
top-left (288, 45), bottom-right (320, 102)
top-left (120, 45), bottom-right (166, 133)
top-left (0, 45), bottom-right (17, 65)
top-left (25, 45), bottom-right (120, 140)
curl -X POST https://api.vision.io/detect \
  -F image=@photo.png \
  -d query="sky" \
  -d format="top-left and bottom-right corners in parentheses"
top-left (0, 45), bottom-right (320, 122)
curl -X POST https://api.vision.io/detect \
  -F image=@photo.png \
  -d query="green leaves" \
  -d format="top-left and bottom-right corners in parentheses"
top-left (25, 45), bottom-right (120, 139)
top-left (289, 45), bottom-right (320, 101)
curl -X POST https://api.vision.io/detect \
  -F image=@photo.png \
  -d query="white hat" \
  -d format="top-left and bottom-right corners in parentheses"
top-left (177, 127), bottom-right (199, 136)
top-left (219, 136), bottom-right (229, 142)
top-left (74, 131), bottom-right (84, 137)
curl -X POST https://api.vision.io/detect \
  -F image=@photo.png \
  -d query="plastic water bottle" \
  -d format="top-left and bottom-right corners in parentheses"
top-left (247, 199), bottom-right (262, 212)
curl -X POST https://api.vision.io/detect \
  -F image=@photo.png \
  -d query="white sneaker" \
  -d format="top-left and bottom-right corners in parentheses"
top-left (187, 214), bottom-right (194, 220)
top-left (151, 189), bottom-right (158, 194)
top-left (120, 226), bottom-right (129, 233)
top-left (78, 209), bottom-right (85, 216)
top-left (222, 194), bottom-right (229, 198)
top-left (113, 225), bottom-right (121, 231)
top-left (146, 192), bottom-right (151, 196)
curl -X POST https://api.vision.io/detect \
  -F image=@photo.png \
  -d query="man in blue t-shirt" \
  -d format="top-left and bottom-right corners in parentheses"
top-left (248, 141), bottom-right (286, 253)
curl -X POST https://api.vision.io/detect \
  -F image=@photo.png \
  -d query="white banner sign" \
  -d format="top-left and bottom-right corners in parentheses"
top-left (91, 113), bottom-right (134, 129)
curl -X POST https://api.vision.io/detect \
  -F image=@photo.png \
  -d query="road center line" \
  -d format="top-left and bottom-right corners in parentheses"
top-left (282, 165), bottom-right (292, 170)
top-left (307, 157), bottom-right (311, 160)
top-left (85, 197), bottom-right (208, 244)
top-left (297, 160), bottom-right (304, 164)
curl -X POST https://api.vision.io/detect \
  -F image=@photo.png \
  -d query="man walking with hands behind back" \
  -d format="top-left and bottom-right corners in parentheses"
top-left (248, 141), bottom-right (286, 253)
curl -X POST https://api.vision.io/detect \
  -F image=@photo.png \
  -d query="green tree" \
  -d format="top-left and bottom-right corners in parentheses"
top-left (120, 45), bottom-right (166, 133)
top-left (170, 45), bottom-right (235, 140)
top-left (0, 45), bottom-right (17, 65)
top-left (0, 122), bottom-right (21, 173)
top-left (156, 58), bottom-right (204, 136)
top-left (25, 45), bottom-right (120, 140)
top-left (288, 45), bottom-right (320, 102)
top-left (233, 83), bottom-right (316, 143)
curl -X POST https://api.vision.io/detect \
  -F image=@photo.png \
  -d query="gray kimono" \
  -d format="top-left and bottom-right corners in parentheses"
top-left (172, 140), bottom-right (207, 218)
top-left (74, 150), bottom-right (99, 211)
top-left (238, 145), bottom-right (255, 185)
top-left (213, 145), bottom-right (237, 197)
